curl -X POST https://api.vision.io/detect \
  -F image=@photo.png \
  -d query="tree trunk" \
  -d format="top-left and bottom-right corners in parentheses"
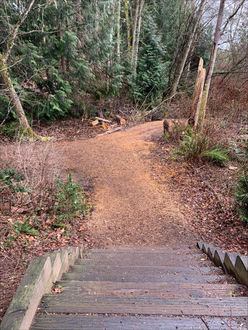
top-left (58, 21), bottom-right (66, 74)
top-left (0, 0), bottom-right (46, 139)
top-left (123, 0), bottom-right (131, 60)
top-left (190, 58), bottom-right (206, 129)
top-left (132, 0), bottom-right (144, 78)
top-left (116, 0), bottom-right (121, 61)
top-left (199, 0), bottom-right (226, 128)
top-left (167, 0), bottom-right (205, 99)
top-left (0, 54), bottom-right (37, 137)
top-left (131, 0), bottom-right (139, 68)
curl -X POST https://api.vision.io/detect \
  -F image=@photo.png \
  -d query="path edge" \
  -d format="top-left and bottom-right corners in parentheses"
top-left (197, 242), bottom-right (248, 287)
top-left (0, 245), bottom-right (84, 330)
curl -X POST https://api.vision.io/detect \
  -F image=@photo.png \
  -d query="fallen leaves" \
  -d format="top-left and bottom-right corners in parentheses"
top-left (155, 138), bottom-right (248, 256)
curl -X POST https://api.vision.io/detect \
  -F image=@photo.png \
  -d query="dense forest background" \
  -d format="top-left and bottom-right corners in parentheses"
top-left (0, 0), bottom-right (247, 128)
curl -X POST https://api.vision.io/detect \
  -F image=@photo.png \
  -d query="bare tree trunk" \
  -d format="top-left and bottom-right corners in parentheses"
top-left (190, 58), bottom-right (206, 129)
top-left (77, 0), bottom-right (84, 48)
top-left (95, 0), bottom-right (99, 36)
top-left (107, 0), bottom-right (115, 90)
top-left (132, 0), bottom-right (144, 78)
top-left (58, 21), bottom-right (66, 74)
top-left (123, 0), bottom-right (131, 60)
top-left (199, 0), bottom-right (226, 128)
top-left (131, 0), bottom-right (139, 67)
top-left (116, 0), bottom-right (121, 61)
top-left (167, 0), bottom-right (205, 99)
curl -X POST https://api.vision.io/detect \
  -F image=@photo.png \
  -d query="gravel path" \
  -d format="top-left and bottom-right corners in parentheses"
top-left (60, 121), bottom-right (196, 247)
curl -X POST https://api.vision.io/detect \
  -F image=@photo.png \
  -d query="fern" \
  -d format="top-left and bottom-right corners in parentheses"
top-left (202, 146), bottom-right (229, 166)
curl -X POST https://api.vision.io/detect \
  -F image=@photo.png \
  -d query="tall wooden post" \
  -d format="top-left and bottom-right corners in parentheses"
top-left (191, 58), bottom-right (206, 129)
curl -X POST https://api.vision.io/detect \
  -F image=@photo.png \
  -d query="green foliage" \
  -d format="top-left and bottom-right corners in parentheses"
top-left (235, 168), bottom-right (248, 222)
top-left (0, 0), bottom-right (213, 124)
top-left (176, 128), bottom-right (229, 166)
top-left (14, 220), bottom-right (39, 237)
top-left (202, 146), bottom-right (229, 166)
top-left (0, 94), bottom-right (10, 122)
top-left (0, 121), bottom-right (19, 137)
top-left (133, 12), bottom-right (167, 104)
top-left (53, 173), bottom-right (88, 226)
top-left (0, 166), bottom-right (28, 193)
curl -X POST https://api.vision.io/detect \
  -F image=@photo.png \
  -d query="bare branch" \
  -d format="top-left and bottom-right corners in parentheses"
top-left (4, 0), bottom-right (36, 61)
top-left (222, 0), bottom-right (246, 33)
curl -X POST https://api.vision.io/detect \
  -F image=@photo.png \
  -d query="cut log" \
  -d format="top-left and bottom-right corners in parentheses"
top-left (95, 117), bottom-right (112, 123)
top-left (101, 123), bottom-right (109, 131)
top-left (115, 114), bottom-right (126, 125)
top-left (90, 119), bottom-right (99, 126)
top-left (163, 118), bottom-right (193, 134)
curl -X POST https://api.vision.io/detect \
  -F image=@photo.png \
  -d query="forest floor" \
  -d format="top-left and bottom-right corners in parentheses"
top-left (0, 119), bottom-right (247, 321)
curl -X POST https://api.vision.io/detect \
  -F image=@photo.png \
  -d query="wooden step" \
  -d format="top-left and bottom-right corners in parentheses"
top-left (87, 246), bottom-right (200, 253)
top-left (62, 268), bottom-right (227, 283)
top-left (70, 264), bottom-right (223, 276)
top-left (57, 280), bottom-right (244, 298)
top-left (31, 315), bottom-right (247, 330)
top-left (39, 295), bottom-right (248, 317)
top-left (78, 252), bottom-right (211, 268)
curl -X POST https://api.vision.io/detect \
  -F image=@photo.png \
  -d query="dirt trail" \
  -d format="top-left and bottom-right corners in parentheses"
top-left (59, 121), bottom-right (196, 247)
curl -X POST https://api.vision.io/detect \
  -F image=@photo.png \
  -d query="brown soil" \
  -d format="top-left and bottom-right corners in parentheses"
top-left (59, 121), bottom-right (196, 247)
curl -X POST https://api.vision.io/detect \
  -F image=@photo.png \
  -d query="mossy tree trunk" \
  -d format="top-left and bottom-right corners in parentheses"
top-left (0, 0), bottom-right (42, 140)
top-left (0, 55), bottom-right (30, 130)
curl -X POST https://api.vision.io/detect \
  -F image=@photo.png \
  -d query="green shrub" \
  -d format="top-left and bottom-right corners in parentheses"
top-left (176, 129), bottom-right (229, 166)
top-left (0, 122), bottom-right (20, 138)
top-left (53, 173), bottom-right (88, 226)
top-left (235, 168), bottom-right (248, 222)
top-left (14, 220), bottom-right (39, 237)
top-left (0, 166), bottom-right (28, 193)
top-left (202, 146), bottom-right (229, 166)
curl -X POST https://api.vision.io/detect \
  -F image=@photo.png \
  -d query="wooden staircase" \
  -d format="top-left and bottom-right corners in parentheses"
top-left (32, 246), bottom-right (248, 329)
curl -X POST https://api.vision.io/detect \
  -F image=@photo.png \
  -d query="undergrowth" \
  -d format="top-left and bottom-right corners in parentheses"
top-left (0, 144), bottom-right (90, 239)
top-left (235, 168), bottom-right (248, 223)
top-left (52, 173), bottom-right (89, 228)
top-left (175, 126), bottom-right (229, 166)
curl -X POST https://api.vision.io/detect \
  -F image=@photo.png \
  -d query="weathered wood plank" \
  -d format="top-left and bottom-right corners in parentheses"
top-left (57, 280), bottom-right (244, 298)
top-left (78, 253), bottom-right (212, 268)
top-left (31, 315), bottom-right (204, 329)
top-left (31, 315), bottom-right (248, 330)
top-left (70, 264), bottom-right (223, 276)
top-left (62, 270), bottom-right (226, 283)
top-left (39, 296), bottom-right (248, 317)
top-left (31, 315), bottom-right (247, 330)
top-left (86, 246), bottom-right (199, 253)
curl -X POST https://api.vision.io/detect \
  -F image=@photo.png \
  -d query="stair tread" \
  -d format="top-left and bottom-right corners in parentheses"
top-left (78, 253), bottom-right (211, 267)
top-left (31, 315), bottom-right (248, 330)
top-left (87, 246), bottom-right (199, 253)
top-left (32, 246), bottom-right (248, 328)
top-left (83, 251), bottom-right (204, 258)
top-left (39, 296), bottom-right (248, 317)
top-left (62, 271), bottom-right (227, 283)
top-left (70, 264), bottom-right (222, 275)
top-left (57, 280), bottom-right (244, 298)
